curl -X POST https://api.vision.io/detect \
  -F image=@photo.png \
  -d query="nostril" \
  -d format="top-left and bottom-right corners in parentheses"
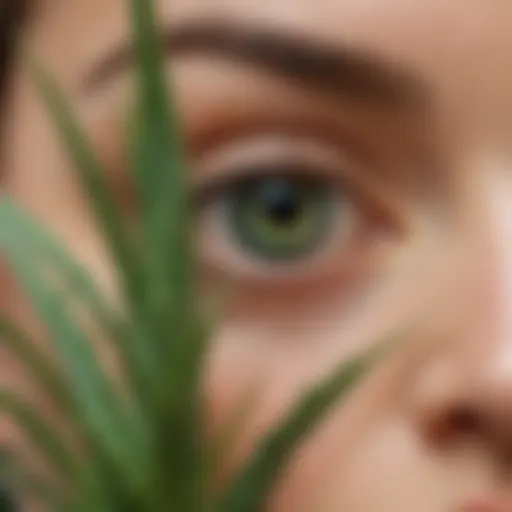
top-left (447, 406), bottom-right (483, 436)
top-left (425, 405), bottom-right (484, 446)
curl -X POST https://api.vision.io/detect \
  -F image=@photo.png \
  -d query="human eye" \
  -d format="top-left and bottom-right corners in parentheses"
top-left (193, 133), bottom-right (404, 287)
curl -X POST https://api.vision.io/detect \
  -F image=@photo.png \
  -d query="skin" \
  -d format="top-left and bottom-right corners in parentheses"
top-left (3, 0), bottom-right (512, 511)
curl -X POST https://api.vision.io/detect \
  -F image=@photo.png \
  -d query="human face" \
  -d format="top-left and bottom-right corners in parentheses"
top-left (3, 1), bottom-right (512, 511)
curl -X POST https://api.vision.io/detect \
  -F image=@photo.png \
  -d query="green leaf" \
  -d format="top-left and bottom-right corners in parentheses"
top-left (0, 197), bottom-right (158, 411)
top-left (128, 0), bottom-right (193, 350)
top-left (0, 242), bottom-right (148, 497)
top-left (0, 454), bottom-right (67, 512)
top-left (126, 1), bottom-right (204, 508)
top-left (25, 56), bottom-right (149, 343)
top-left (0, 318), bottom-right (71, 415)
top-left (0, 391), bottom-right (79, 481)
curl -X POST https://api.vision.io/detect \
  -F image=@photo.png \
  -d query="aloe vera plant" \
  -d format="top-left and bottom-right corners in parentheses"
top-left (0, 0), bottom-right (390, 510)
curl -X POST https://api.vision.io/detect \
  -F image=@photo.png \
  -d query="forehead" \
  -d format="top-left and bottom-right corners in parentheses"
top-left (32, 0), bottom-right (510, 57)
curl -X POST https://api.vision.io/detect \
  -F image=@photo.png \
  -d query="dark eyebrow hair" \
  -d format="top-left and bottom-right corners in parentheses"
top-left (83, 19), bottom-right (428, 111)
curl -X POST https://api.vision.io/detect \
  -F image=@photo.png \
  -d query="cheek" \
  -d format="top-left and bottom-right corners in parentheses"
top-left (203, 323), bottom-right (409, 511)
top-left (200, 246), bottom-right (458, 508)
top-left (322, 422), bottom-right (442, 512)
top-left (201, 305), bottom-right (391, 505)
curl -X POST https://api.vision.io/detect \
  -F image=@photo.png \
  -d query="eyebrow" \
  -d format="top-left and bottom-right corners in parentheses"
top-left (83, 19), bottom-right (428, 111)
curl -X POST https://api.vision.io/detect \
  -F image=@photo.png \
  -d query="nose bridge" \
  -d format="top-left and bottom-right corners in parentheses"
top-left (477, 168), bottom-right (512, 358)
top-left (413, 165), bottom-right (512, 455)
top-left (450, 161), bottom-right (512, 390)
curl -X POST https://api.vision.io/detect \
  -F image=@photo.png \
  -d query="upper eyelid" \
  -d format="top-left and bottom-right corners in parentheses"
top-left (170, 57), bottom-right (418, 165)
top-left (192, 135), bottom-right (354, 187)
top-left (193, 163), bottom-right (345, 210)
top-left (193, 134), bottom-right (379, 198)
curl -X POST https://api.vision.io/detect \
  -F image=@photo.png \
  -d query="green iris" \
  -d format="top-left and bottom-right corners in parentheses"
top-left (222, 176), bottom-right (339, 262)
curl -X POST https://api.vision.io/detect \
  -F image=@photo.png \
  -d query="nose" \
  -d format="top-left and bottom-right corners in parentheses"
top-left (419, 367), bottom-right (512, 459)
top-left (414, 168), bottom-right (512, 461)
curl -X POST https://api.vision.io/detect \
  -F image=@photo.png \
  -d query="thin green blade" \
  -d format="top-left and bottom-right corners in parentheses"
top-left (26, 56), bottom-right (148, 338)
top-left (0, 318), bottom-right (71, 415)
top-left (129, 0), bottom-right (193, 346)
top-left (0, 198), bottom-right (157, 410)
top-left (0, 453), bottom-right (67, 512)
top-left (1, 239), bottom-right (147, 496)
top-left (127, 1), bottom-right (204, 508)
top-left (0, 391), bottom-right (79, 481)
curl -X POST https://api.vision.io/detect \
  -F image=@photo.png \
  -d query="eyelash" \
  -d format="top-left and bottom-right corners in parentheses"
top-left (194, 163), bottom-right (340, 207)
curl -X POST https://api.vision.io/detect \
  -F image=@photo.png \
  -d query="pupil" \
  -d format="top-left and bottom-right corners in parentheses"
top-left (260, 182), bottom-right (301, 225)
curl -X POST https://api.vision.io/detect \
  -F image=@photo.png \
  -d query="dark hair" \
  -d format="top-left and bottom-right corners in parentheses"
top-left (0, 1), bottom-right (28, 101)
